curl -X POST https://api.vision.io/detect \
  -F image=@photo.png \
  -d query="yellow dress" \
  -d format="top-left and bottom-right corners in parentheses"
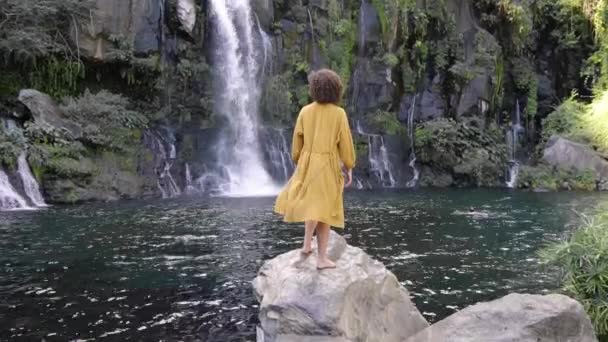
top-left (274, 102), bottom-right (356, 228)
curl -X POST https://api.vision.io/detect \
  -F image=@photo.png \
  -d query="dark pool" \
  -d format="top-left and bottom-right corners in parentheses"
top-left (1, 189), bottom-right (605, 341)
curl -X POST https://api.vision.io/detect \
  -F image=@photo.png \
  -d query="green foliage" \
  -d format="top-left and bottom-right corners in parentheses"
top-left (370, 111), bottom-right (404, 135)
top-left (383, 53), bottom-right (400, 68)
top-left (499, 0), bottom-right (533, 52)
top-left (60, 90), bottom-right (148, 151)
top-left (585, 90), bottom-right (608, 152)
top-left (415, 119), bottom-right (508, 186)
top-left (0, 0), bottom-right (92, 98)
top-left (543, 90), bottom-right (608, 153)
top-left (262, 73), bottom-right (295, 125)
top-left (0, 124), bottom-right (26, 169)
top-left (541, 96), bottom-right (587, 144)
top-left (0, 0), bottom-right (92, 62)
top-left (517, 164), bottom-right (597, 191)
top-left (295, 85), bottom-right (310, 107)
top-left (539, 205), bottom-right (608, 339)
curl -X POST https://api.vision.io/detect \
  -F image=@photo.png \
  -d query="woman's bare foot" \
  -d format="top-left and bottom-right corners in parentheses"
top-left (317, 258), bottom-right (336, 269)
top-left (301, 247), bottom-right (313, 255)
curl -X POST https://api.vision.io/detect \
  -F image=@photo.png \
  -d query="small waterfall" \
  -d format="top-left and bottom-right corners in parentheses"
top-left (369, 135), bottom-right (397, 187)
top-left (264, 129), bottom-right (294, 183)
top-left (356, 120), bottom-right (398, 188)
top-left (208, 0), bottom-right (279, 197)
top-left (406, 95), bottom-right (419, 188)
top-left (0, 169), bottom-right (30, 210)
top-left (506, 100), bottom-right (524, 188)
top-left (144, 130), bottom-right (181, 199)
top-left (17, 154), bottom-right (47, 207)
top-left (255, 13), bottom-right (274, 76)
top-left (184, 163), bottom-right (196, 194)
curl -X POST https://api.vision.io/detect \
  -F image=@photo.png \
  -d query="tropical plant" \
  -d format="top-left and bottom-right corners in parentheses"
top-left (540, 205), bottom-right (608, 340)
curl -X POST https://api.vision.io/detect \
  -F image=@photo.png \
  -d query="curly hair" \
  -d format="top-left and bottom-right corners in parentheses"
top-left (308, 69), bottom-right (343, 104)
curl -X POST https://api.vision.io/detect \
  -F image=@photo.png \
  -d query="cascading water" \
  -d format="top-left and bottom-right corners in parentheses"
top-left (184, 163), bottom-right (196, 194)
top-left (143, 130), bottom-right (181, 199)
top-left (263, 129), bottom-right (294, 183)
top-left (506, 100), bottom-right (524, 188)
top-left (356, 121), bottom-right (397, 188)
top-left (207, 0), bottom-right (279, 197)
top-left (17, 153), bottom-right (47, 207)
top-left (406, 95), bottom-right (419, 188)
top-left (0, 169), bottom-right (30, 210)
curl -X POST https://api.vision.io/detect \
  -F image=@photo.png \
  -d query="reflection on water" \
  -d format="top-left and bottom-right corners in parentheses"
top-left (0, 189), bottom-right (605, 341)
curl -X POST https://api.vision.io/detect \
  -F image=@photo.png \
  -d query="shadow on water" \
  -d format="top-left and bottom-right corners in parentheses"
top-left (1, 189), bottom-right (606, 341)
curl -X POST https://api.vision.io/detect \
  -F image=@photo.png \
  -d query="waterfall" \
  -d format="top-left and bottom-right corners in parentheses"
top-left (406, 96), bottom-right (419, 188)
top-left (184, 163), bottom-right (196, 194)
top-left (356, 120), bottom-right (397, 188)
top-left (264, 129), bottom-right (294, 183)
top-left (144, 130), bottom-right (181, 199)
top-left (506, 100), bottom-right (524, 188)
top-left (17, 154), bottom-right (47, 207)
top-left (255, 13), bottom-right (274, 76)
top-left (0, 169), bottom-right (31, 210)
top-left (369, 135), bottom-right (397, 187)
top-left (208, 0), bottom-right (279, 197)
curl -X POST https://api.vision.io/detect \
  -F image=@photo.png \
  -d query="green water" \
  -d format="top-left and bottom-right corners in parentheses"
top-left (1, 189), bottom-right (605, 341)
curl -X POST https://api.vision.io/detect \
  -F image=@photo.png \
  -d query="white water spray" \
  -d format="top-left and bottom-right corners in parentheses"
top-left (506, 100), bottom-right (524, 188)
top-left (17, 154), bottom-right (47, 207)
top-left (406, 96), bottom-right (419, 188)
top-left (208, 0), bottom-right (279, 197)
top-left (0, 169), bottom-right (31, 210)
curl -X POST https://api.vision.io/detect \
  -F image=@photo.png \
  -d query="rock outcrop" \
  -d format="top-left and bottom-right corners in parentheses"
top-left (253, 231), bottom-right (429, 342)
top-left (405, 293), bottom-right (598, 342)
top-left (543, 136), bottom-right (608, 180)
top-left (18, 89), bottom-right (82, 139)
top-left (255, 235), bottom-right (598, 342)
top-left (177, 0), bottom-right (196, 35)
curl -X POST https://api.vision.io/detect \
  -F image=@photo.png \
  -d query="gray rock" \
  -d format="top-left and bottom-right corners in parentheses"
top-left (177, 0), bottom-right (196, 34)
top-left (17, 90), bottom-right (82, 139)
top-left (358, 0), bottom-right (381, 56)
top-left (254, 231), bottom-right (428, 342)
top-left (252, 0), bottom-right (274, 30)
top-left (543, 136), bottom-right (608, 180)
top-left (405, 293), bottom-right (597, 342)
top-left (348, 59), bottom-right (394, 116)
top-left (72, 0), bottom-right (161, 60)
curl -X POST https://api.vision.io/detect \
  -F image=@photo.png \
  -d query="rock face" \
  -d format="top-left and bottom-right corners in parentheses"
top-left (543, 136), bottom-right (608, 180)
top-left (17, 89), bottom-right (82, 138)
top-left (253, 231), bottom-right (429, 342)
top-left (405, 293), bottom-right (598, 342)
top-left (73, 0), bottom-right (163, 60)
top-left (177, 0), bottom-right (196, 34)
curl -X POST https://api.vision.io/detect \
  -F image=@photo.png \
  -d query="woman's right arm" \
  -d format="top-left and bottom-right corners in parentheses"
top-left (338, 110), bottom-right (355, 186)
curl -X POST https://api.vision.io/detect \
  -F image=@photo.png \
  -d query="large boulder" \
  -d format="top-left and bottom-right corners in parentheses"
top-left (543, 136), bottom-right (608, 180)
top-left (405, 293), bottom-right (597, 342)
top-left (253, 231), bottom-right (429, 342)
top-left (17, 89), bottom-right (82, 139)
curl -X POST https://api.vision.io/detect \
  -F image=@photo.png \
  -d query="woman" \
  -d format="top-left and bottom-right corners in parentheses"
top-left (274, 69), bottom-right (356, 269)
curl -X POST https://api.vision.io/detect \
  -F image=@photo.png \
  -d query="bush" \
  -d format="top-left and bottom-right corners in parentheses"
top-left (415, 119), bottom-right (508, 186)
top-left (0, 124), bottom-right (26, 169)
top-left (585, 90), bottom-right (608, 153)
top-left (541, 96), bottom-right (587, 144)
top-left (540, 205), bottom-right (608, 339)
top-left (517, 164), bottom-right (598, 191)
top-left (60, 90), bottom-right (148, 151)
top-left (370, 110), bottom-right (404, 135)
